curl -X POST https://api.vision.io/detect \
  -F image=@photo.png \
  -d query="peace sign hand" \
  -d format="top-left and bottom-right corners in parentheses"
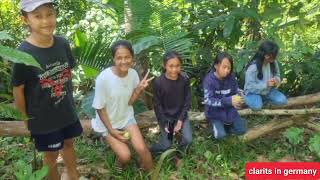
top-left (138, 69), bottom-right (154, 89)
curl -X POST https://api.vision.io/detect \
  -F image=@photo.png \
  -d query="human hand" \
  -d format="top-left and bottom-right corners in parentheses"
top-left (267, 79), bottom-right (276, 87)
top-left (138, 69), bottom-right (154, 90)
top-left (173, 120), bottom-right (183, 134)
top-left (232, 95), bottom-right (244, 109)
top-left (109, 129), bottom-right (127, 142)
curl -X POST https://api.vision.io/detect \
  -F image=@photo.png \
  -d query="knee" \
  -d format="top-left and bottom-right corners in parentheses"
top-left (248, 103), bottom-right (263, 111)
top-left (118, 151), bottom-right (131, 164)
top-left (274, 96), bottom-right (288, 105)
top-left (245, 95), bottom-right (263, 110)
top-left (136, 144), bottom-right (151, 156)
top-left (43, 152), bottom-right (59, 166)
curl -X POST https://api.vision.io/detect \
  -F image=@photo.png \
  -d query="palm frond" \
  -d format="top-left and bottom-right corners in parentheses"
top-left (73, 30), bottom-right (113, 71)
top-left (127, 2), bottom-right (193, 68)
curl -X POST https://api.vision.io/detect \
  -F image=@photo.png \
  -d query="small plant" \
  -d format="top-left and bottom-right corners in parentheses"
top-left (14, 160), bottom-right (48, 180)
top-left (283, 127), bottom-right (304, 145)
top-left (151, 149), bottom-right (177, 180)
top-left (308, 134), bottom-right (320, 158)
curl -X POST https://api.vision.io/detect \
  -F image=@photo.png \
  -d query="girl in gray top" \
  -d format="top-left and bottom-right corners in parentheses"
top-left (244, 40), bottom-right (288, 110)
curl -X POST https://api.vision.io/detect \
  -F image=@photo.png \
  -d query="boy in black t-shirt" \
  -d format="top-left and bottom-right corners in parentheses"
top-left (12, 0), bottom-right (82, 179)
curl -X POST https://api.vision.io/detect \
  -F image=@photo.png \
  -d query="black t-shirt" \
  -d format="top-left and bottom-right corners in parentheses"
top-left (11, 36), bottom-right (79, 134)
top-left (153, 72), bottom-right (191, 125)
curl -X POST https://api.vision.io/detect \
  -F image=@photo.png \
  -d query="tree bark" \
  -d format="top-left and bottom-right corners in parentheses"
top-left (304, 121), bottom-right (320, 132)
top-left (2, 92), bottom-right (320, 136)
top-left (242, 115), bottom-right (308, 142)
top-left (124, 0), bottom-right (133, 34)
top-left (2, 108), bottom-right (320, 137)
top-left (270, 92), bottom-right (320, 108)
top-left (239, 108), bottom-right (320, 116)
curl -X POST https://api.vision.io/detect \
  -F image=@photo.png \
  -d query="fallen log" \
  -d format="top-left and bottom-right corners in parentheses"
top-left (304, 121), bottom-right (320, 132)
top-left (271, 92), bottom-right (320, 108)
top-left (2, 108), bottom-right (320, 137)
top-left (0, 120), bottom-right (92, 137)
top-left (239, 108), bottom-right (320, 116)
top-left (242, 115), bottom-right (309, 142)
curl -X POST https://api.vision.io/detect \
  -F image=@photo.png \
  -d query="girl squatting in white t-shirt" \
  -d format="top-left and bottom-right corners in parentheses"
top-left (92, 40), bottom-right (154, 171)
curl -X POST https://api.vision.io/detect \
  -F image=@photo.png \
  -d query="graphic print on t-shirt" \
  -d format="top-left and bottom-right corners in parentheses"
top-left (38, 61), bottom-right (71, 105)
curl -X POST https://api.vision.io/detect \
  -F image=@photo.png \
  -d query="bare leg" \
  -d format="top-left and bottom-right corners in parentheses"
top-left (43, 151), bottom-right (60, 180)
top-left (105, 134), bottom-right (131, 167)
top-left (126, 124), bottom-right (153, 171)
top-left (60, 138), bottom-right (80, 180)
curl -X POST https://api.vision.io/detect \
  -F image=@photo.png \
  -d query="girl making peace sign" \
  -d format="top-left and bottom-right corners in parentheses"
top-left (92, 40), bottom-right (154, 171)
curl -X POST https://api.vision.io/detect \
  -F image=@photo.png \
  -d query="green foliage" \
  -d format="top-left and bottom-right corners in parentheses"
top-left (0, 31), bottom-right (41, 69)
top-left (0, 31), bottom-right (41, 121)
top-left (0, 0), bottom-right (24, 46)
top-left (73, 30), bottom-right (113, 71)
top-left (14, 160), bottom-right (48, 180)
top-left (0, 31), bottom-right (13, 41)
top-left (0, 103), bottom-right (27, 120)
top-left (151, 149), bottom-right (177, 180)
top-left (0, 45), bottom-right (42, 69)
top-left (283, 127), bottom-right (304, 145)
top-left (308, 134), bottom-right (320, 158)
top-left (80, 90), bottom-right (95, 119)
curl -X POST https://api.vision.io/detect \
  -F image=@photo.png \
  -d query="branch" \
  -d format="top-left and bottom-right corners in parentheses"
top-left (242, 115), bottom-right (309, 142)
top-left (239, 108), bottom-right (320, 116)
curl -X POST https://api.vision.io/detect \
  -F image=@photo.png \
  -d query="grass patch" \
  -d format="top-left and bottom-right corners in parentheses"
top-left (0, 120), bottom-right (319, 179)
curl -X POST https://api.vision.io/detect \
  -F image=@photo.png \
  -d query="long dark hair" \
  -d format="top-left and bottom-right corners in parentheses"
top-left (111, 40), bottom-right (134, 58)
top-left (162, 50), bottom-right (182, 72)
top-left (211, 52), bottom-right (234, 73)
top-left (247, 40), bottom-right (279, 80)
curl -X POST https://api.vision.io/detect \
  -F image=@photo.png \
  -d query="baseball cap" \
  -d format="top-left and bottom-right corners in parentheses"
top-left (20, 0), bottom-right (54, 12)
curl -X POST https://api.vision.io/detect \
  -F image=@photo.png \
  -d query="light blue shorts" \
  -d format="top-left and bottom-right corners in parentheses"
top-left (100, 118), bottom-right (137, 137)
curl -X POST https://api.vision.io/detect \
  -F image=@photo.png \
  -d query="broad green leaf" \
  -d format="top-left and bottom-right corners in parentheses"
top-left (0, 45), bottom-right (42, 69)
top-left (82, 65), bottom-right (99, 79)
top-left (151, 149), bottom-right (177, 180)
top-left (243, 7), bottom-right (260, 20)
top-left (204, 150), bottom-right (213, 160)
top-left (133, 36), bottom-right (160, 55)
top-left (223, 15), bottom-right (235, 38)
top-left (31, 165), bottom-right (49, 180)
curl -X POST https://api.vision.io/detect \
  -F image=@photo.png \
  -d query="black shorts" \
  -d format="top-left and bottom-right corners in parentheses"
top-left (31, 121), bottom-right (83, 152)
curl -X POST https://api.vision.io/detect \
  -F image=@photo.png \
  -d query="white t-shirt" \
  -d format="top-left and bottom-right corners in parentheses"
top-left (91, 67), bottom-right (139, 132)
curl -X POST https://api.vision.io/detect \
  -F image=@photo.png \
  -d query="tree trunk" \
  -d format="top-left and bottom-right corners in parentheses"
top-left (124, 0), bottom-right (133, 34)
top-left (248, 0), bottom-right (261, 41)
top-left (124, 0), bottom-right (153, 109)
